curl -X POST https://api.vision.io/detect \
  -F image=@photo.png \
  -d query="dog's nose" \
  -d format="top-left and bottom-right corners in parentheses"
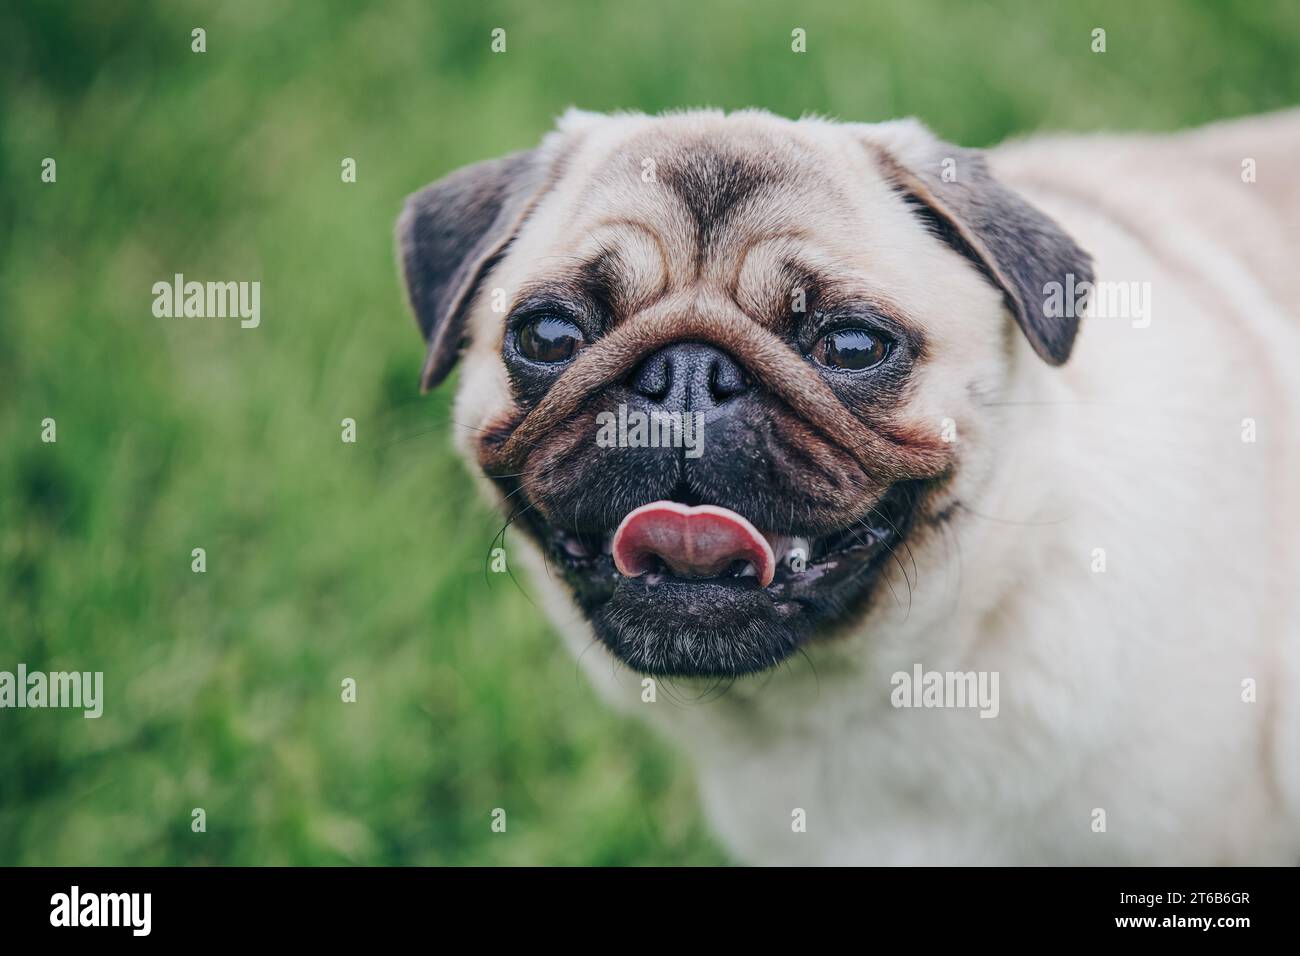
top-left (626, 342), bottom-right (749, 411)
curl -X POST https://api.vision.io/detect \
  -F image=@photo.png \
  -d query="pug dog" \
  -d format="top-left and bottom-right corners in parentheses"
top-left (396, 108), bottom-right (1300, 865)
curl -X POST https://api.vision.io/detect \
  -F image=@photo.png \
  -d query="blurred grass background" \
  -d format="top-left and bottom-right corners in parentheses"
top-left (1, 0), bottom-right (1297, 865)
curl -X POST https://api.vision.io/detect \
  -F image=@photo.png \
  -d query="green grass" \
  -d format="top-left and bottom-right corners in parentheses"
top-left (2, 0), bottom-right (1298, 865)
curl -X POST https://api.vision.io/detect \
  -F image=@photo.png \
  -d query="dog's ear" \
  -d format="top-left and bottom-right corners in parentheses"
top-left (396, 148), bottom-right (557, 391)
top-left (861, 120), bottom-right (1093, 365)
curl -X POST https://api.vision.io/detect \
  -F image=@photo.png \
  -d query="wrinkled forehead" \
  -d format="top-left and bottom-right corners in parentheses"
top-left (520, 117), bottom-right (910, 324)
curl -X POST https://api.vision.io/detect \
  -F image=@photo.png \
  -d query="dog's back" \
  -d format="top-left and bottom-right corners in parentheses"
top-left (993, 109), bottom-right (1300, 305)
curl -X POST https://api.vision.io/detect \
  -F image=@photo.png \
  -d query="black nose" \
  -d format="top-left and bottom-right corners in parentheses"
top-left (626, 342), bottom-right (749, 411)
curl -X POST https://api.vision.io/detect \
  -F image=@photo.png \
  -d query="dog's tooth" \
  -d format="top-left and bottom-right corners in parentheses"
top-left (786, 536), bottom-right (811, 569)
top-left (737, 561), bottom-right (757, 577)
top-left (601, 533), bottom-right (614, 555)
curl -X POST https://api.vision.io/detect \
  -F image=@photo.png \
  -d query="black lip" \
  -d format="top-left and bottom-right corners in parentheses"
top-left (508, 480), bottom-right (924, 677)
top-left (594, 576), bottom-right (801, 677)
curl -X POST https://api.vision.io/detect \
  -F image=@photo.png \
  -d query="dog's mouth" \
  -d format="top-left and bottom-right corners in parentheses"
top-left (516, 481), bottom-right (923, 677)
top-left (547, 503), bottom-right (894, 588)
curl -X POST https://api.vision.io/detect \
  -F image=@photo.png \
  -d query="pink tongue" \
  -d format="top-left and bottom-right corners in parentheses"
top-left (612, 501), bottom-right (775, 587)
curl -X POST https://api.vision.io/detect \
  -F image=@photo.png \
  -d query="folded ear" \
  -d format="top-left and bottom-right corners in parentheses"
top-left (396, 148), bottom-right (557, 391)
top-left (861, 120), bottom-right (1093, 365)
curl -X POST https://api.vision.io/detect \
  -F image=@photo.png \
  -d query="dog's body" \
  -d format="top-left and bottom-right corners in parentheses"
top-left (399, 109), bottom-right (1300, 864)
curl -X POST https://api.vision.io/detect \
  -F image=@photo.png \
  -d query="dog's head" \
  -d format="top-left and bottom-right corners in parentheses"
top-left (397, 109), bottom-right (1091, 678)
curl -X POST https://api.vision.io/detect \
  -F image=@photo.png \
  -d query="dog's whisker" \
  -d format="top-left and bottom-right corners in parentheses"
top-left (866, 502), bottom-right (920, 588)
top-left (793, 646), bottom-right (821, 700)
top-left (483, 501), bottom-right (542, 608)
top-left (953, 500), bottom-right (1068, 527)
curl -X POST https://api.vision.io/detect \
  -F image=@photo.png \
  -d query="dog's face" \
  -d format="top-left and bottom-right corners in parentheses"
top-left (398, 109), bottom-right (1090, 678)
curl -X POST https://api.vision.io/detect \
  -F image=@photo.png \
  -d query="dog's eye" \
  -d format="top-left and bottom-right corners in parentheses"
top-left (811, 328), bottom-right (890, 370)
top-left (517, 315), bottom-right (585, 363)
